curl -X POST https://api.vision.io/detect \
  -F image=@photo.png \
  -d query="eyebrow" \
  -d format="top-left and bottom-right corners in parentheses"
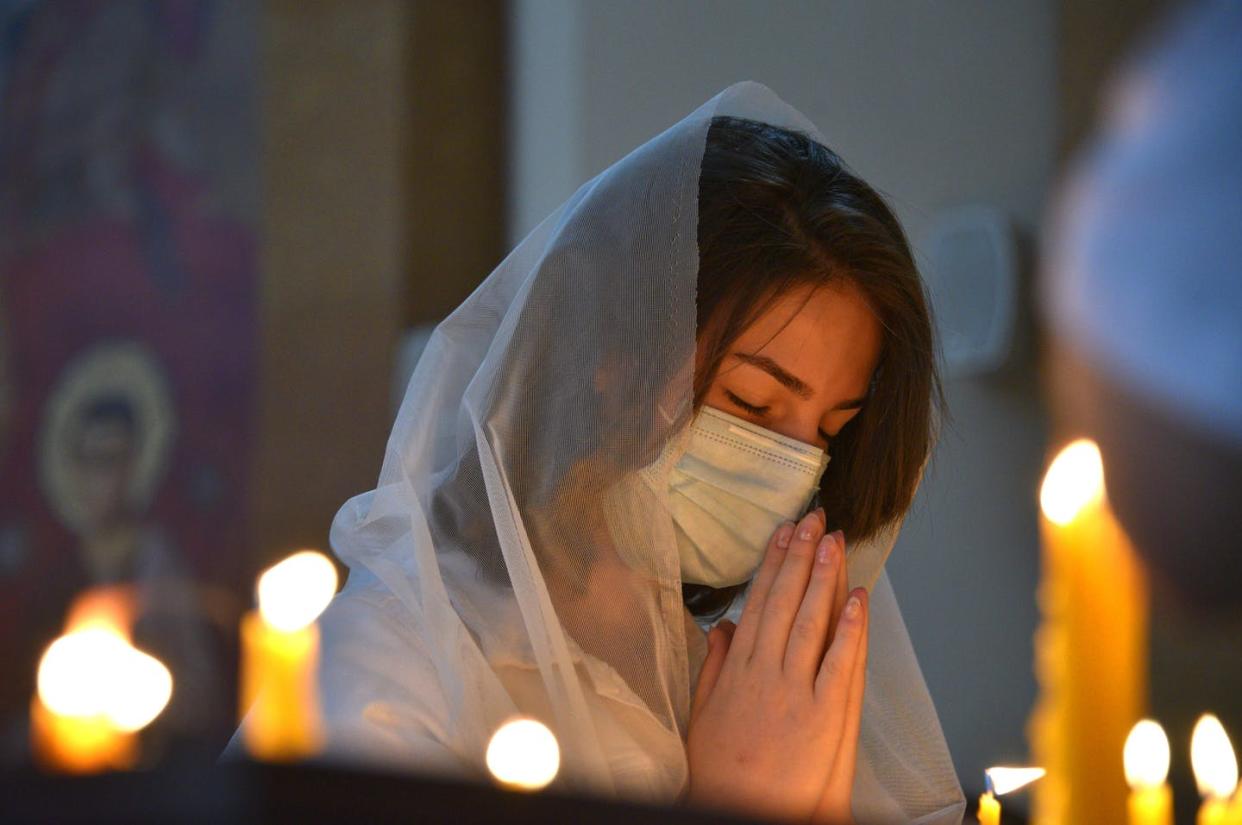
top-left (731, 352), bottom-right (869, 410)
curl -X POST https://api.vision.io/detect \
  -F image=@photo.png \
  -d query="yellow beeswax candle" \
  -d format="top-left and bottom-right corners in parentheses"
top-left (978, 791), bottom-right (1000, 825)
top-left (1125, 720), bottom-right (1173, 825)
top-left (1029, 440), bottom-right (1147, 825)
top-left (1227, 792), bottom-right (1242, 825)
top-left (1192, 715), bottom-right (1239, 825)
top-left (240, 550), bottom-right (337, 762)
top-left (30, 695), bottom-right (135, 774)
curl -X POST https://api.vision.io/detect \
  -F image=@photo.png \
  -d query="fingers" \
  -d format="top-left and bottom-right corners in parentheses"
top-left (753, 508), bottom-right (825, 666)
top-left (691, 620), bottom-right (736, 725)
top-left (825, 531), bottom-right (848, 644)
top-left (782, 530), bottom-right (844, 679)
top-left (821, 589), bottom-right (868, 813)
top-left (729, 520), bottom-right (795, 660)
top-left (813, 587), bottom-right (868, 705)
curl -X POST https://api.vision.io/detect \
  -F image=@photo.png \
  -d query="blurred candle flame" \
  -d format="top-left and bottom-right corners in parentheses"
top-left (1191, 714), bottom-right (1238, 799)
top-left (486, 717), bottom-right (560, 790)
top-left (32, 588), bottom-right (172, 773)
top-left (36, 625), bottom-right (172, 733)
top-left (1124, 720), bottom-right (1171, 789)
top-left (257, 550), bottom-right (339, 632)
top-left (1039, 439), bottom-right (1105, 526)
top-left (986, 766), bottom-right (1046, 795)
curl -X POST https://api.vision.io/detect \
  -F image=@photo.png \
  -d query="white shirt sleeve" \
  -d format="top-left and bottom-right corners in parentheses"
top-left (313, 569), bottom-right (471, 776)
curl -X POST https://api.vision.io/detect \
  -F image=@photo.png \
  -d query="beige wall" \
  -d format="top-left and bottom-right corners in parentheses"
top-left (406, 2), bottom-right (508, 325)
top-left (251, 1), bottom-right (408, 568)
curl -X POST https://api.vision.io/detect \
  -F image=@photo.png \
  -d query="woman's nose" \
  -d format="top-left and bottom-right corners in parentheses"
top-left (771, 411), bottom-right (827, 449)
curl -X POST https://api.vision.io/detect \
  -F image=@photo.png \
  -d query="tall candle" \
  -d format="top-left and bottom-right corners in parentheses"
top-left (1191, 714), bottom-right (1238, 825)
top-left (1228, 792), bottom-right (1242, 825)
top-left (240, 550), bottom-right (337, 762)
top-left (1124, 720), bottom-right (1173, 825)
top-left (1029, 440), bottom-right (1147, 825)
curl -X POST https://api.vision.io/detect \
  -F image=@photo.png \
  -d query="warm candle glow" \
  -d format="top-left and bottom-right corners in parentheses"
top-left (1191, 714), bottom-right (1238, 799)
top-left (63, 587), bottom-right (137, 636)
top-left (987, 765), bottom-right (1047, 795)
top-left (1125, 720), bottom-right (1171, 789)
top-left (30, 588), bottom-right (172, 774)
top-left (36, 627), bottom-right (172, 732)
top-left (1039, 439), bottom-right (1106, 526)
top-left (106, 646), bottom-right (175, 732)
top-left (978, 791), bottom-right (1001, 825)
top-left (1031, 435), bottom-right (1147, 825)
top-left (978, 766), bottom-right (1043, 825)
top-left (257, 551), bottom-right (339, 632)
top-left (486, 717), bottom-right (560, 790)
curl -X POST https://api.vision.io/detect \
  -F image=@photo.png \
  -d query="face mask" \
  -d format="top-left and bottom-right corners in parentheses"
top-left (642, 405), bottom-right (830, 587)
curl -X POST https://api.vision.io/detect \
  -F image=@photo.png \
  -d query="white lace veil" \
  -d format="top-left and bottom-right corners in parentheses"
top-left (328, 81), bottom-right (965, 824)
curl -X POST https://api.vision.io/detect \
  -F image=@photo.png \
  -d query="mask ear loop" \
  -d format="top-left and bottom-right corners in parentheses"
top-left (646, 400), bottom-right (695, 479)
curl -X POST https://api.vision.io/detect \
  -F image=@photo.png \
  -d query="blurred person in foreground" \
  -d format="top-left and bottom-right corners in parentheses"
top-left (1042, 0), bottom-right (1242, 611)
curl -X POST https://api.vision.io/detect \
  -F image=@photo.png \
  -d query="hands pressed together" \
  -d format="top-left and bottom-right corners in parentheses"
top-left (685, 508), bottom-right (869, 825)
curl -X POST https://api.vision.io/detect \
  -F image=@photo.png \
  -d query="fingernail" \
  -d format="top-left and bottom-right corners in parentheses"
top-left (776, 521), bottom-right (795, 548)
top-left (830, 529), bottom-right (844, 548)
top-left (816, 533), bottom-right (834, 564)
top-left (844, 595), bottom-right (861, 618)
top-left (813, 506), bottom-right (826, 526)
top-left (798, 511), bottom-right (819, 541)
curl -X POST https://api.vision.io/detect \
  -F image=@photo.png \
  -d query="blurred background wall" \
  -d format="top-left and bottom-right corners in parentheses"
top-left (256, 0), bottom-right (408, 565)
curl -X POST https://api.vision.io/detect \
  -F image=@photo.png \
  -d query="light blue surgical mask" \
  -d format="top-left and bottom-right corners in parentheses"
top-left (642, 405), bottom-right (830, 587)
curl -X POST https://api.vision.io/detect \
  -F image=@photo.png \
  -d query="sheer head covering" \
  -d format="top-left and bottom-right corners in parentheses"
top-left (329, 82), bottom-right (964, 824)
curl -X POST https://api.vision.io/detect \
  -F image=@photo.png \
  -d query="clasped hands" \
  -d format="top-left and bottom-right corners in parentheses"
top-left (685, 508), bottom-right (869, 825)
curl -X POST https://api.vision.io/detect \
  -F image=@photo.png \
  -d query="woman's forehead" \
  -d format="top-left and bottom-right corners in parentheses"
top-left (733, 284), bottom-right (881, 362)
top-left (705, 282), bottom-right (883, 407)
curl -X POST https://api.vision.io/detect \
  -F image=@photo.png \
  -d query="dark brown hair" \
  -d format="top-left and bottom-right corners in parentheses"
top-left (685, 116), bottom-right (943, 619)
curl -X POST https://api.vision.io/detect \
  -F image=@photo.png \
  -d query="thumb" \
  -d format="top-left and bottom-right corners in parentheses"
top-left (691, 620), bottom-right (734, 724)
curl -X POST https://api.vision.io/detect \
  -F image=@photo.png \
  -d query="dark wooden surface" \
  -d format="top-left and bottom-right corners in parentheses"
top-left (1, 760), bottom-right (767, 824)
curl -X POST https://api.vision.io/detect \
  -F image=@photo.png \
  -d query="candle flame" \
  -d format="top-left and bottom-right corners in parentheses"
top-left (985, 766), bottom-right (1046, 795)
top-left (1191, 714), bottom-right (1238, 799)
top-left (256, 550), bottom-right (339, 632)
top-left (1124, 719), bottom-right (1170, 789)
top-left (486, 717), bottom-right (560, 790)
top-left (1040, 439), bottom-right (1105, 525)
top-left (36, 627), bottom-right (173, 732)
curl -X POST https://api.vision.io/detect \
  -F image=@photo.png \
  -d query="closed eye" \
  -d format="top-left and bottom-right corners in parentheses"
top-left (726, 390), bottom-right (834, 450)
top-left (724, 389), bottom-right (769, 416)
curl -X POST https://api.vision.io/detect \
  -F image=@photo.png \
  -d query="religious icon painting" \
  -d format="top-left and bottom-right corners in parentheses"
top-left (0, 0), bottom-right (260, 745)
